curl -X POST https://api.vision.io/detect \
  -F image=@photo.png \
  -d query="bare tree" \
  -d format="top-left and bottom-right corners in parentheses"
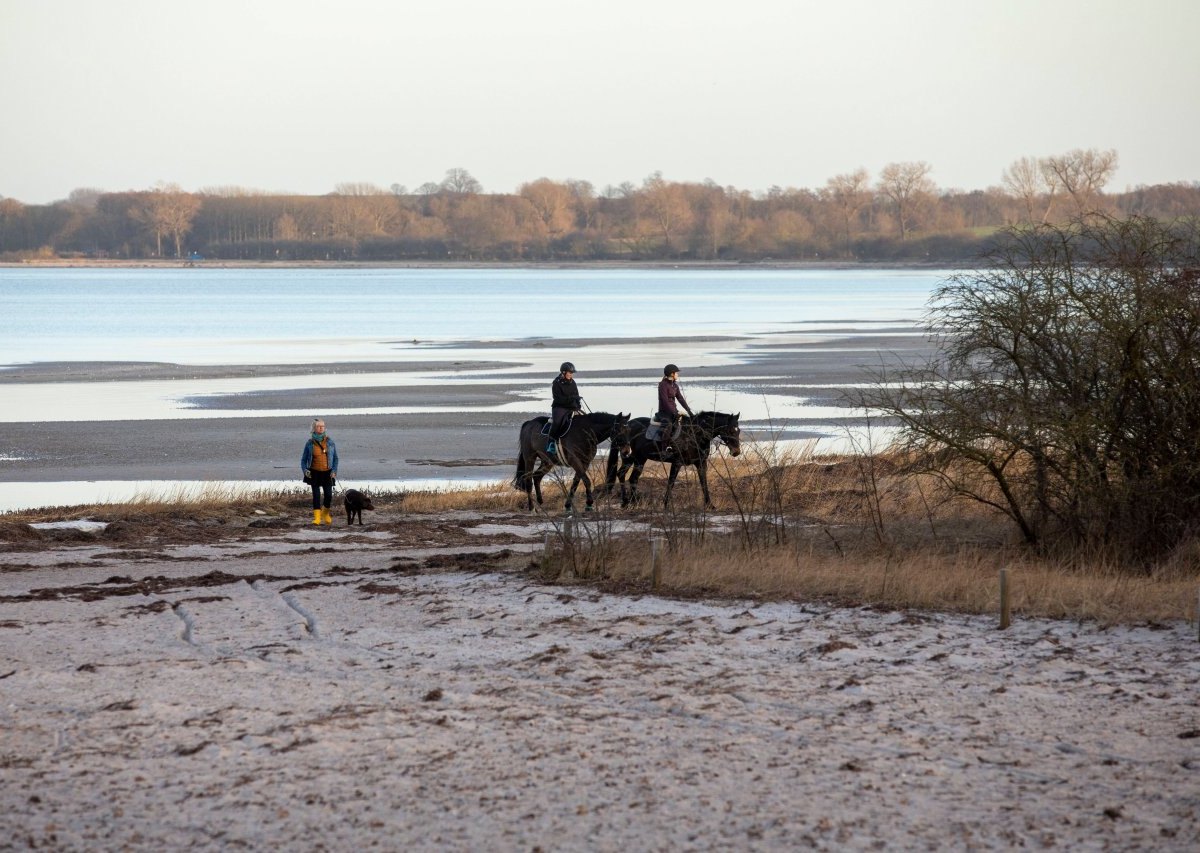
top-left (328, 189), bottom-right (399, 240)
top-left (1042, 148), bottom-right (1119, 217)
top-left (877, 162), bottom-right (936, 239)
top-left (440, 168), bottom-right (482, 195)
top-left (689, 181), bottom-right (735, 259)
top-left (131, 183), bottom-right (201, 257)
top-left (1001, 156), bottom-right (1054, 223)
top-left (822, 168), bottom-right (871, 252)
top-left (638, 172), bottom-right (694, 253)
top-left (333, 182), bottom-right (388, 196)
top-left (566, 179), bottom-right (597, 230)
top-left (519, 178), bottom-right (575, 236)
top-left (765, 209), bottom-right (814, 256)
top-left (66, 188), bottom-right (104, 210)
top-left (856, 215), bottom-right (1200, 561)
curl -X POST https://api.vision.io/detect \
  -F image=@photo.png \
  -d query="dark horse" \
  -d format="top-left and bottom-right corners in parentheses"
top-left (513, 412), bottom-right (632, 513)
top-left (613, 411), bottom-right (741, 508)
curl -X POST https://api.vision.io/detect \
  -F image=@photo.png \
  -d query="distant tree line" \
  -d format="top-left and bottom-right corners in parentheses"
top-left (2, 149), bottom-right (1198, 263)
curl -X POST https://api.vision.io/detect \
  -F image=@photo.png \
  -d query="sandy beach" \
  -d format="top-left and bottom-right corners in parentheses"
top-left (2, 507), bottom-right (1197, 849)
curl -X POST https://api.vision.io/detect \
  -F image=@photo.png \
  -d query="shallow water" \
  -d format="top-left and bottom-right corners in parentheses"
top-left (2, 267), bottom-right (938, 365)
top-left (2, 267), bottom-right (937, 510)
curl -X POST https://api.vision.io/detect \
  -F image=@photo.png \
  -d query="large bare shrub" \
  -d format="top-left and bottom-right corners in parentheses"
top-left (856, 215), bottom-right (1200, 563)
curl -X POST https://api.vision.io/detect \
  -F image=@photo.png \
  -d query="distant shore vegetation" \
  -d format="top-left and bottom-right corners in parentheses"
top-left (3, 148), bottom-right (1199, 264)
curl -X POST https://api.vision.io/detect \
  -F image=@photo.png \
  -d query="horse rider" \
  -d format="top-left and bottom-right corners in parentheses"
top-left (547, 361), bottom-right (582, 455)
top-left (656, 363), bottom-right (694, 456)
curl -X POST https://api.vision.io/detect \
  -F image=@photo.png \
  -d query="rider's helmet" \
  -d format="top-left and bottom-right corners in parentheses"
top-left (560, 362), bottom-right (576, 373)
top-left (663, 363), bottom-right (679, 376)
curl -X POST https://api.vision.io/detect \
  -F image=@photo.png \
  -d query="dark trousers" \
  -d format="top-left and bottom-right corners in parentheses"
top-left (655, 412), bottom-right (681, 442)
top-left (309, 469), bottom-right (333, 509)
top-left (550, 407), bottom-right (574, 439)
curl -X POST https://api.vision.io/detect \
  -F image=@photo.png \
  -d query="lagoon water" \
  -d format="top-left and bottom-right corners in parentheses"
top-left (2, 267), bottom-right (938, 365)
top-left (1, 267), bottom-right (944, 511)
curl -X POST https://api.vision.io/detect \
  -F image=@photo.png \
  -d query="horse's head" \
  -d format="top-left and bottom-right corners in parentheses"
top-left (716, 412), bottom-right (741, 457)
top-left (611, 412), bottom-right (633, 456)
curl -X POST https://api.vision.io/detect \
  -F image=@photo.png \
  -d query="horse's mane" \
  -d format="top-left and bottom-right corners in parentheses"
top-left (688, 410), bottom-right (734, 423)
top-left (581, 411), bottom-right (628, 427)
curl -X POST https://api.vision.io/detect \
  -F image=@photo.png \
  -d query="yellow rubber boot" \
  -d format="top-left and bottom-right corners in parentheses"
top-left (321, 508), bottom-right (333, 525)
top-left (312, 509), bottom-right (322, 525)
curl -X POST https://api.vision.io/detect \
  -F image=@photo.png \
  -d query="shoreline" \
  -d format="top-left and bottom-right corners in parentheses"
top-left (0, 258), bottom-right (962, 271)
top-left (2, 332), bottom-right (930, 508)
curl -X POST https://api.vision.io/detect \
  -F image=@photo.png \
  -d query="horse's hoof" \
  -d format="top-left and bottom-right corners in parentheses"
top-left (585, 505), bottom-right (594, 512)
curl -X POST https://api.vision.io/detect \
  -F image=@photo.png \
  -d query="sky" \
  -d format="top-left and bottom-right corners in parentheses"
top-left (2, 0), bottom-right (1198, 204)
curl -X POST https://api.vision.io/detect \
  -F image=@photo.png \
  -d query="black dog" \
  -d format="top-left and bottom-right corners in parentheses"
top-left (343, 489), bottom-right (375, 526)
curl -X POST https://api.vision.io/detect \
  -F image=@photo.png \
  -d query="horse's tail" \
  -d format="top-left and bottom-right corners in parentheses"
top-left (513, 446), bottom-right (530, 491)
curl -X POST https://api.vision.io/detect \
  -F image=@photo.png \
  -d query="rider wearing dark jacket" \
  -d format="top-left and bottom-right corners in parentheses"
top-left (657, 363), bottom-right (693, 420)
top-left (656, 363), bottom-right (693, 454)
top-left (550, 362), bottom-right (582, 443)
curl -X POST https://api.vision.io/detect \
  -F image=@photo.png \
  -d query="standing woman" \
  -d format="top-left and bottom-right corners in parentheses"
top-left (301, 418), bottom-right (338, 525)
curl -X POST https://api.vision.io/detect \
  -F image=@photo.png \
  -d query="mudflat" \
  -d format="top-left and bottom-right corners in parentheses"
top-left (2, 332), bottom-right (933, 486)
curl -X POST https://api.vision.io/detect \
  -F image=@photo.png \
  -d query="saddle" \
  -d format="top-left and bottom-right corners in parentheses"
top-left (645, 414), bottom-right (680, 443)
top-left (540, 418), bottom-right (573, 438)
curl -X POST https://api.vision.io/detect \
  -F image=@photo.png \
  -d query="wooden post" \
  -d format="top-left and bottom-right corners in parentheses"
top-left (999, 567), bottom-right (1011, 630)
top-left (650, 536), bottom-right (664, 590)
top-left (563, 516), bottom-right (575, 544)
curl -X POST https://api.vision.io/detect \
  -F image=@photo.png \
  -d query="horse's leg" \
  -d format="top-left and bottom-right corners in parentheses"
top-left (663, 461), bottom-right (682, 507)
top-left (533, 463), bottom-right (546, 507)
top-left (564, 469), bottom-right (581, 515)
top-left (615, 457), bottom-right (633, 506)
top-left (698, 459), bottom-right (713, 508)
top-left (626, 461), bottom-right (646, 506)
top-left (519, 450), bottom-right (535, 511)
top-left (580, 466), bottom-right (595, 512)
top-left (602, 445), bottom-right (619, 496)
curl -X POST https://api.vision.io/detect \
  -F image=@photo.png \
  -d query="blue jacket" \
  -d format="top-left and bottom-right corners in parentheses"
top-left (301, 437), bottom-right (338, 476)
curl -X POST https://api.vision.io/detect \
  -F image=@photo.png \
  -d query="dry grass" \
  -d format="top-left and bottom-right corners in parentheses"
top-left (4, 484), bottom-right (301, 524)
top-left (5, 448), bottom-right (1198, 626)
top-left (574, 535), bottom-right (1198, 626)
top-left (543, 441), bottom-right (1200, 626)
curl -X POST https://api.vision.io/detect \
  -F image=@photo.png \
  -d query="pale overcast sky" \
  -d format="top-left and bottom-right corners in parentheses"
top-left (1, 0), bottom-right (1197, 204)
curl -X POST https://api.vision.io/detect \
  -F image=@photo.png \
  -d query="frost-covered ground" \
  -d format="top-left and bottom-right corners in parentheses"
top-left (1, 511), bottom-right (1198, 850)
